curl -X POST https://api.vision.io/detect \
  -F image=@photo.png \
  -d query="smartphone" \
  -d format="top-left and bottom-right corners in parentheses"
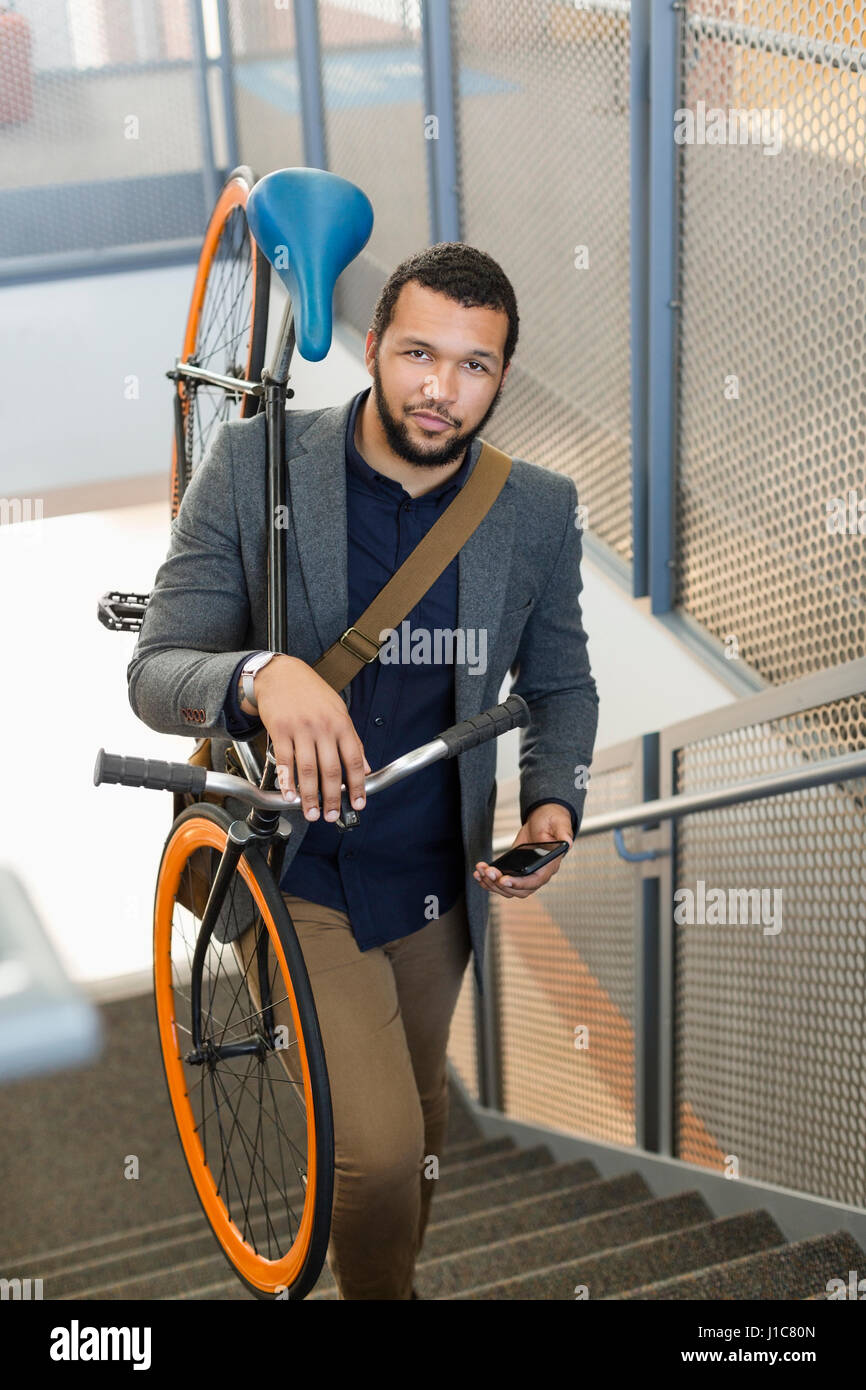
top-left (489, 840), bottom-right (570, 878)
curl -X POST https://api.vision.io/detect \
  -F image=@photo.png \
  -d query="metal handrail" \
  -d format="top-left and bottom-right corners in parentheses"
top-left (492, 746), bottom-right (866, 852)
top-left (686, 10), bottom-right (866, 74)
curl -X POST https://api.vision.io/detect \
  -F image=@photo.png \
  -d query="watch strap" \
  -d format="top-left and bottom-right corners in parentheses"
top-left (240, 650), bottom-right (276, 714)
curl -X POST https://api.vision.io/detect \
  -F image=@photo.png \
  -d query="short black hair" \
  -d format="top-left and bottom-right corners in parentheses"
top-left (369, 242), bottom-right (519, 370)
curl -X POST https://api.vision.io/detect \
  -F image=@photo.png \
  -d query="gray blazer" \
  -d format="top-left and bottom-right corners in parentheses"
top-left (127, 395), bottom-right (599, 993)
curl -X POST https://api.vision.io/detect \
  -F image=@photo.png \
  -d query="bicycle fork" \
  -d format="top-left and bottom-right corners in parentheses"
top-left (185, 810), bottom-right (291, 1068)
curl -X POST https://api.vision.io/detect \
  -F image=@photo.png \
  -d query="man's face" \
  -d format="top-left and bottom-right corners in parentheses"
top-left (365, 280), bottom-right (511, 468)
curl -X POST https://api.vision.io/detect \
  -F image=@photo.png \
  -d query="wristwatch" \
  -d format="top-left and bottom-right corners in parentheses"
top-left (239, 650), bottom-right (277, 715)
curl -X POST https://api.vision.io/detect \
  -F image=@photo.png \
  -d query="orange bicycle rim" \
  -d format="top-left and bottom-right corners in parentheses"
top-left (171, 172), bottom-right (263, 515)
top-left (154, 816), bottom-right (317, 1294)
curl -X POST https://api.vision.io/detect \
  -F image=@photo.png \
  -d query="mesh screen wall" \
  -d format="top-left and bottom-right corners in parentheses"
top-left (483, 752), bottom-right (643, 1143)
top-left (670, 686), bottom-right (866, 1207)
top-left (318, 0), bottom-right (430, 340)
top-left (0, 0), bottom-right (209, 265)
top-left (451, 0), bottom-right (633, 564)
top-left (674, 2), bottom-right (866, 686)
top-left (225, 0), bottom-right (304, 182)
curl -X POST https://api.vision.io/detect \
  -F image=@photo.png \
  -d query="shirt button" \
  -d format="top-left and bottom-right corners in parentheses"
top-left (373, 715), bottom-right (384, 726)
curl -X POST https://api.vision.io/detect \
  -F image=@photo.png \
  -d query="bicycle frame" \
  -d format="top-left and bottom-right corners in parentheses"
top-left (185, 815), bottom-right (291, 1066)
top-left (168, 293), bottom-right (304, 1065)
top-left (171, 289), bottom-right (297, 748)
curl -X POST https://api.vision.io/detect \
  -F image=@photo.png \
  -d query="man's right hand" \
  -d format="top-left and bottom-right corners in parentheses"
top-left (252, 655), bottom-right (370, 822)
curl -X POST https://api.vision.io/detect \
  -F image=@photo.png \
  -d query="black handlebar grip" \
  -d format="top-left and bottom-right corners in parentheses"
top-left (93, 748), bottom-right (209, 796)
top-left (438, 694), bottom-right (530, 759)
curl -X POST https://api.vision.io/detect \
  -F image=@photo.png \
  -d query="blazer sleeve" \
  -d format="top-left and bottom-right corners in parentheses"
top-left (509, 473), bottom-right (599, 833)
top-left (223, 653), bottom-right (264, 737)
top-left (126, 420), bottom-right (265, 741)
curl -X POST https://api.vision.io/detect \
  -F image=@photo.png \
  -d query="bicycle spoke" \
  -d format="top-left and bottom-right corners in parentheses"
top-left (213, 1061), bottom-right (310, 1172)
top-left (261, 1064), bottom-right (301, 1245)
top-left (209, 1061), bottom-right (287, 1254)
top-left (207, 1059), bottom-right (256, 1244)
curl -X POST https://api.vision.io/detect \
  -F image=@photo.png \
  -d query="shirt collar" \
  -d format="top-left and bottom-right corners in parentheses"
top-left (345, 387), bottom-right (475, 502)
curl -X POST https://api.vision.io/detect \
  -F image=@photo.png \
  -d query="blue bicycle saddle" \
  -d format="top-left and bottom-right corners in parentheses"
top-left (246, 167), bottom-right (374, 362)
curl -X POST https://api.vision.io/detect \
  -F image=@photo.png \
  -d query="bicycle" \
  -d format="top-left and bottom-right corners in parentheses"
top-left (93, 163), bottom-right (531, 1300)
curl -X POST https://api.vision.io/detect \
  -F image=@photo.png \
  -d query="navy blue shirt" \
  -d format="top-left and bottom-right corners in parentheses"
top-left (223, 387), bottom-right (577, 950)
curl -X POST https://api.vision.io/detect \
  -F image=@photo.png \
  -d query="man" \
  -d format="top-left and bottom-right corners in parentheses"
top-left (127, 241), bottom-right (599, 1300)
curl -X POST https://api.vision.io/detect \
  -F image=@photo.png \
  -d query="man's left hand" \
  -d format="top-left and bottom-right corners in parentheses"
top-left (473, 803), bottom-right (573, 899)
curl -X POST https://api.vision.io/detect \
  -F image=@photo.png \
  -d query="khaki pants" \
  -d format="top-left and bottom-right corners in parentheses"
top-left (231, 888), bottom-right (472, 1300)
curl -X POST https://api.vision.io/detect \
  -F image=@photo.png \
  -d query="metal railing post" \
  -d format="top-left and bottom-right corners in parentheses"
top-left (475, 925), bottom-right (503, 1112)
top-left (630, 0), bottom-right (650, 598)
top-left (634, 731), bottom-right (662, 1152)
top-left (188, 0), bottom-right (219, 213)
top-left (647, 0), bottom-right (683, 614)
top-left (421, 0), bottom-right (462, 243)
top-left (215, 0), bottom-right (240, 174)
top-left (293, 0), bottom-right (328, 170)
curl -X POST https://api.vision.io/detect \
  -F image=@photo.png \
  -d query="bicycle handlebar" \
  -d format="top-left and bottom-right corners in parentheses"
top-left (93, 694), bottom-right (530, 810)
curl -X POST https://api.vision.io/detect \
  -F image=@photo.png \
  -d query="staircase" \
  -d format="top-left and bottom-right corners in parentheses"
top-left (0, 993), bottom-right (862, 1300)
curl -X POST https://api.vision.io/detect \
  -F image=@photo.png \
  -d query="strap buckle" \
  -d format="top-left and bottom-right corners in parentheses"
top-left (339, 625), bottom-right (382, 663)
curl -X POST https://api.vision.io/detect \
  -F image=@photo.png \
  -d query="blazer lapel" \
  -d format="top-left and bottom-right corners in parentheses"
top-left (455, 458), bottom-right (515, 721)
top-left (286, 399), bottom-right (517, 716)
top-left (285, 398), bottom-right (354, 659)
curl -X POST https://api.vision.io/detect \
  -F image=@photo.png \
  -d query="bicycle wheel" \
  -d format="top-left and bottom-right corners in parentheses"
top-left (171, 164), bottom-right (271, 519)
top-left (153, 802), bottom-right (334, 1300)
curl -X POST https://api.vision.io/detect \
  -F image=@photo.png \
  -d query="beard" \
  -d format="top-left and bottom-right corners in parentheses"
top-left (370, 354), bottom-right (504, 468)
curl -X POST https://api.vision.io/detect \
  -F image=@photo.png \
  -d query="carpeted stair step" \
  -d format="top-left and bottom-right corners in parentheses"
top-left (420, 1171), bottom-right (658, 1262)
top-left (610, 1230), bottom-right (866, 1300)
top-left (1, 1207), bottom-right (216, 1285)
top-left (7, 1132), bottom-right (508, 1300)
top-left (402, 1190), bottom-right (719, 1301)
top-left (308, 1186), bottom-right (711, 1301)
top-left (424, 1157), bottom-right (601, 1223)
top-left (74, 1248), bottom-right (269, 1300)
top-left (173, 1158), bottom-right (610, 1300)
top-left (432, 1135), bottom-right (516, 1165)
top-left (449, 1208), bottom-right (785, 1299)
top-left (271, 1146), bottom-right (567, 1301)
top-left (431, 1143), bottom-right (555, 1194)
top-left (44, 1139), bottom-right (535, 1299)
top-left (439, 1088), bottom-right (484, 1147)
top-left (32, 1220), bottom-right (296, 1299)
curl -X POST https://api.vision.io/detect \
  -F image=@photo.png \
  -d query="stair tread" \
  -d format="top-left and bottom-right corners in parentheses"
top-left (446, 1208), bottom-right (786, 1300)
top-left (2, 1136), bottom-right (512, 1282)
top-left (610, 1230), bottom-right (866, 1301)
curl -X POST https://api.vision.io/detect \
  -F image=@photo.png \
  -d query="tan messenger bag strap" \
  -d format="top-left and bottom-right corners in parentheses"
top-left (184, 438), bottom-right (512, 816)
top-left (310, 438), bottom-right (512, 692)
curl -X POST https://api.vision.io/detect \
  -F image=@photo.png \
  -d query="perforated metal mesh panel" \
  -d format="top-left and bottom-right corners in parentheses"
top-left (0, 0), bottom-right (208, 265)
top-left (446, 963), bottom-right (479, 1102)
top-left (452, 0), bottom-right (633, 562)
top-left (319, 0), bottom-right (429, 338)
top-left (675, 2), bottom-right (866, 684)
top-left (673, 692), bottom-right (866, 1206)
top-left (489, 758), bottom-right (641, 1142)
top-left (226, 1), bottom-right (304, 180)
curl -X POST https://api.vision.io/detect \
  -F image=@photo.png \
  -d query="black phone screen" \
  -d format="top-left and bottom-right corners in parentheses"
top-left (491, 841), bottom-right (569, 875)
